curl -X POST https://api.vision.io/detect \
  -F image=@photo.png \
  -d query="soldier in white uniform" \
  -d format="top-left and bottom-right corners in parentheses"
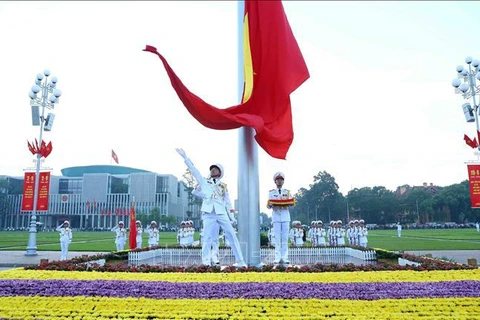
top-left (146, 221), bottom-right (159, 247)
top-left (289, 220), bottom-right (304, 247)
top-left (56, 220), bottom-right (73, 260)
top-left (178, 221), bottom-right (187, 247)
top-left (111, 221), bottom-right (126, 251)
top-left (353, 220), bottom-right (360, 245)
top-left (397, 222), bottom-right (402, 237)
top-left (359, 219), bottom-right (368, 247)
top-left (267, 172), bottom-right (296, 264)
top-left (347, 221), bottom-right (355, 245)
top-left (187, 220), bottom-right (195, 246)
top-left (308, 221), bottom-right (316, 246)
top-left (176, 148), bottom-right (246, 267)
top-left (336, 220), bottom-right (346, 246)
top-left (316, 221), bottom-right (327, 247)
top-left (135, 220), bottom-right (143, 249)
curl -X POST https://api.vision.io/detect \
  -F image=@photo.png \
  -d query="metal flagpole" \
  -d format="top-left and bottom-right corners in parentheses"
top-left (237, 0), bottom-right (261, 267)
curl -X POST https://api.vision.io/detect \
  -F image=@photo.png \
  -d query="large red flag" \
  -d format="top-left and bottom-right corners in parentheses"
top-left (129, 202), bottom-right (137, 249)
top-left (144, 0), bottom-right (309, 159)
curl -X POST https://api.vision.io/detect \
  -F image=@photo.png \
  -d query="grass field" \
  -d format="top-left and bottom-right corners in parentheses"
top-left (0, 229), bottom-right (479, 251)
top-left (0, 231), bottom-right (194, 251)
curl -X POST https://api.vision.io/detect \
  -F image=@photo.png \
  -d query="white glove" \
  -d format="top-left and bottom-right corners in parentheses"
top-left (230, 218), bottom-right (237, 226)
top-left (175, 148), bottom-right (187, 159)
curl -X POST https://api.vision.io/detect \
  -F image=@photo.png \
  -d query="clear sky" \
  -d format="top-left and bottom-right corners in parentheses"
top-left (1, 1), bottom-right (480, 212)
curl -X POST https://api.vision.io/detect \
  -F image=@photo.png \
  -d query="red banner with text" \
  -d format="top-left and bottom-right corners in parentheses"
top-left (467, 164), bottom-right (480, 208)
top-left (21, 172), bottom-right (35, 211)
top-left (37, 172), bottom-right (50, 211)
top-left (21, 172), bottom-right (50, 211)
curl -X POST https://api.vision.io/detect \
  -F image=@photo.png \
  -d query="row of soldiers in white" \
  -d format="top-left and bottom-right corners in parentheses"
top-left (112, 220), bottom-right (160, 251)
top-left (326, 219), bottom-right (368, 247)
top-left (269, 219), bottom-right (369, 248)
top-left (177, 220), bottom-right (195, 247)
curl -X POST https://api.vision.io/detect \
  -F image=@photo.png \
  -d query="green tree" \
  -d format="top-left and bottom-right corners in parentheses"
top-left (291, 171), bottom-right (342, 224)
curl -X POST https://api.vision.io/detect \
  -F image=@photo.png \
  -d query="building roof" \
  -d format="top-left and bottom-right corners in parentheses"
top-left (61, 165), bottom-right (152, 177)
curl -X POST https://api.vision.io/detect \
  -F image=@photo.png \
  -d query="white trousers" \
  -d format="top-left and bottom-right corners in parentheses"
top-left (202, 211), bottom-right (244, 265)
top-left (60, 240), bottom-right (69, 261)
top-left (116, 241), bottom-right (125, 251)
top-left (273, 221), bottom-right (289, 262)
top-left (210, 223), bottom-right (220, 264)
top-left (136, 237), bottom-right (142, 249)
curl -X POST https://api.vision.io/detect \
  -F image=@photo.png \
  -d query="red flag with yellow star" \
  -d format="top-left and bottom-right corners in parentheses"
top-left (144, 0), bottom-right (309, 159)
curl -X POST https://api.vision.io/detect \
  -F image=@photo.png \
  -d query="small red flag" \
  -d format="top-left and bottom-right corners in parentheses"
top-left (44, 141), bottom-right (53, 158)
top-left (111, 149), bottom-right (119, 164)
top-left (129, 201), bottom-right (137, 250)
top-left (27, 141), bottom-right (36, 155)
top-left (464, 134), bottom-right (478, 149)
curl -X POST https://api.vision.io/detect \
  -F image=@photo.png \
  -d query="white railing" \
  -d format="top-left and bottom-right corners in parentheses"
top-left (128, 246), bottom-right (376, 266)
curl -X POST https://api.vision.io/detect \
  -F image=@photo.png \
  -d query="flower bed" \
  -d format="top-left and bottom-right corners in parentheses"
top-left (0, 268), bottom-right (479, 319)
top-left (1, 249), bottom-right (477, 319)
top-left (24, 250), bottom-right (475, 273)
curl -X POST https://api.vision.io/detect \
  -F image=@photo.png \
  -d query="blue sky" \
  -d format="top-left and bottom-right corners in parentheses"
top-left (1, 1), bottom-right (480, 212)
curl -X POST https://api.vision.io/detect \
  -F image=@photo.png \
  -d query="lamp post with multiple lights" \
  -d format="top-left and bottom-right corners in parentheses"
top-left (452, 56), bottom-right (480, 156)
top-left (25, 69), bottom-right (61, 256)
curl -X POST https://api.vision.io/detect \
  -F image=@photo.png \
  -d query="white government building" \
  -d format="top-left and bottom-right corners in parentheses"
top-left (0, 165), bottom-right (199, 231)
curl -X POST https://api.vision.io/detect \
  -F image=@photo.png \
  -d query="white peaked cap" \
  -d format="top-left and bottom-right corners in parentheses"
top-left (273, 172), bottom-right (285, 182)
top-left (209, 163), bottom-right (224, 179)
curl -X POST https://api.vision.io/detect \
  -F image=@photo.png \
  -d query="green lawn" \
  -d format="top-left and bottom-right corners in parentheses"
top-left (0, 231), bottom-right (191, 251)
top-left (366, 229), bottom-right (480, 250)
top-left (0, 229), bottom-right (478, 251)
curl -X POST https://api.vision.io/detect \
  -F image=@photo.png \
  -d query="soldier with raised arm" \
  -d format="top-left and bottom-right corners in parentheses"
top-left (176, 148), bottom-right (246, 267)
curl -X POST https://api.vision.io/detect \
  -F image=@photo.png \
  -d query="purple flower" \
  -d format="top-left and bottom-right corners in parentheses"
top-left (0, 280), bottom-right (479, 300)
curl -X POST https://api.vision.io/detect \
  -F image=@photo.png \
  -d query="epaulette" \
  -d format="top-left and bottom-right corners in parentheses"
top-left (269, 189), bottom-right (276, 192)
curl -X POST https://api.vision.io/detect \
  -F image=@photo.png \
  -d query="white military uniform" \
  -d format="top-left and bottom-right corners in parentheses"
top-left (193, 188), bottom-right (221, 264)
top-left (178, 224), bottom-right (187, 247)
top-left (268, 172), bottom-right (294, 263)
top-left (56, 222), bottom-right (72, 260)
top-left (111, 223), bottom-right (126, 251)
top-left (317, 226), bottom-right (326, 246)
top-left (397, 223), bottom-right (402, 237)
top-left (146, 224), bottom-right (159, 247)
top-left (359, 225), bottom-right (368, 247)
top-left (336, 227), bottom-right (346, 246)
top-left (182, 156), bottom-right (245, 266)
top-left (136, 222), bottom-right (143, 249)
top-left (289, 224), bottom-right (304, 247)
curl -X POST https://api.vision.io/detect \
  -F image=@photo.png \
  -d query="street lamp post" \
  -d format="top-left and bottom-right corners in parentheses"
top-left (25, 69), bottom-right (61, 256)
top-left (452, 56), bottom-right (480, 158)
